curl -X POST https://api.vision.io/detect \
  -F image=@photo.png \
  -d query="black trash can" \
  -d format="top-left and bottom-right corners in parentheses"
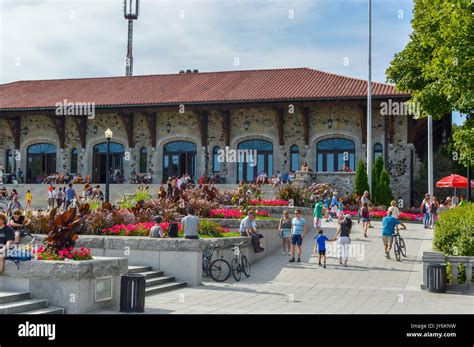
top-left (120, 273), bottom-right (146, 313)
top-left (427, 263), bottom-right (447, 293)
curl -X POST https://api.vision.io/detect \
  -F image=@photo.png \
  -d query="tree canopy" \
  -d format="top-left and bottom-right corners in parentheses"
top-left (386, 0), bottom-right (473, 119)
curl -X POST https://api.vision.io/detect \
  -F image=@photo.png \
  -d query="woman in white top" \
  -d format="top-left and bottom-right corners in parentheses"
top-left (388, 200), bottom-right (406, 230)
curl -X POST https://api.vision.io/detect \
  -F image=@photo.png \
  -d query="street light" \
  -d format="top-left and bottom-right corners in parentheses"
top-left (105, 128), bottom-right (113, 203)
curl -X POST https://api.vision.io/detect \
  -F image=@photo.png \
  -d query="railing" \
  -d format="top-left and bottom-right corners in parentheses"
top-left (421, 251), bottom-right (474, 291)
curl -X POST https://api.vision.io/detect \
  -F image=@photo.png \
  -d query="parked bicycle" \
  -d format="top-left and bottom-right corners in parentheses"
top-left (6, 230), bottom-right (39, 269)
top-left (231, 241), bottom-right (250, 281)
top-left (202, 243), bottom-right (231, 282)
top-left (392, 230), bottom-right (407, 261)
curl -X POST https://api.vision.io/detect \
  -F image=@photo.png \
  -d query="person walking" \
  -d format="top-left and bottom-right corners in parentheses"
top-left (381, 210), bottom-right (400, 259)
top-left (312, 197), bottom-right (323, 254)
top-left (429, 197), bottom-right (439, 229)
top-left (361, 202), bottom-right (370, 237)
top-left (420, 197), bottom-right (430, 229)
top-left (333, 214), bottom-right (352, 267)
top-left (25, 190), bottom-right (32, 209)
top-left (329, 192), bottom-right (339, 221)
top-left (181, 207), bottom-right (200, 240)
top-left (65, 183), bottom-right (78, 210)
top-left (278, 211), bottom-right (292, 255)
top-left (56, 187), bottom-right (65, 211)
top-left (47, 186), bottom-right (55, 210)
top-left (315, 229), bottom-right (335, 268)
top-left (289, 209), bottom-right (307, 263)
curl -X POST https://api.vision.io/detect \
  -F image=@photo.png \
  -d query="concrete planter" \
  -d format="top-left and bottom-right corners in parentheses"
top-left (0, 256), bottom-right (128, 313)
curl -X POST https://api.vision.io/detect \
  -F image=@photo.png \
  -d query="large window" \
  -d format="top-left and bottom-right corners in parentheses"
top-left (316, 138), bottom-right (355, 172)
top-left (70, 148), bottom-right (78, 174)
top-left (5, 149), bottom-right (13, 173)
top-left (92, 142), bottom-right (125, 183)
top-left (163, 141), bottom-right (196, 182)
top-left (213, 146), bottom-right (221, 173)
top-left (374, 143), bottom-right (383, 161)
top-left (290, 145), bottom-right (299, 172)
top-left (139, 147), bottom-right (147, 173)
top-left (26, 143), bottom-right (57, 183)
top-left (237, 139), bottom-right (273, 182)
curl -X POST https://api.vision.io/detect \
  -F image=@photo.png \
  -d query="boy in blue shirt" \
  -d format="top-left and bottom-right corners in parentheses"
top-left (314, 229), bottom-right (335, 268)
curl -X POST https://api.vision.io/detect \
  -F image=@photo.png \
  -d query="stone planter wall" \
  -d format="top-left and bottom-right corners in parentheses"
top-left (0, 256), bottom-right (128, 313)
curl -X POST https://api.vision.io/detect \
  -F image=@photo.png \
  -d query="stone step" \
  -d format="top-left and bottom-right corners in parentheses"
top-left (128, 265), bottom-right (152, 274)
top-left (0, 299), bottom-right (48, 314)
top-left (145, 282), bottom-right (187, 296)
top-left (139, 271), bottom-right (164, 279)
top-left (19, 306), bottom-right (65, 315)
top-left (0, 291), bottom-right (30, 304)
top-left (145, 276), bottom-right (175, 287)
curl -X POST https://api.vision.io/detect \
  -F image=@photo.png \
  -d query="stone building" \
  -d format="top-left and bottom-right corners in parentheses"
top-left (0, 68), bottom-right (450, 205)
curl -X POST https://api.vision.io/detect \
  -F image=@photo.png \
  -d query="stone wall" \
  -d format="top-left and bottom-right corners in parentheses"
top-left (2, 104), bottom-right (417, 204)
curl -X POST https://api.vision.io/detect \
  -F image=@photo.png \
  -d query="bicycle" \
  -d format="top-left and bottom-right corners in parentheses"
top-left (231, 241), bottom-right (250, 281)
top-left (202, 244), bottom-right (231, 282)
top-left (6, 229), bottom-right (39, 269)
top-left (392, 230), bottom-right (407, 261)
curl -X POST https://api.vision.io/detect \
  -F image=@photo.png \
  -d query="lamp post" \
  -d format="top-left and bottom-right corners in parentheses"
top-left (105, 128), bottom-right (113, 203)
top-left (366, 0), bottom-right (373, 197)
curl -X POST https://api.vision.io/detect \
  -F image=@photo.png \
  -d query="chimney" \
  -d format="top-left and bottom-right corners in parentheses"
top-left (192, 69), bottom-right (199, 73)
top-left (186, 69), bottom-right (192, 73)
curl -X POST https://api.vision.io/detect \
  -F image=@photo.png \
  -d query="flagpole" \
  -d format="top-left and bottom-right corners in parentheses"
top-left (367, 0), bottom-right (373, 196)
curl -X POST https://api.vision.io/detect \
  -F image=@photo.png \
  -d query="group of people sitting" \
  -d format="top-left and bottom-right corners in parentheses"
top-left (257, 170), bottom-right (297, 187)
top-left (42, 172), bottom-right (90, 185)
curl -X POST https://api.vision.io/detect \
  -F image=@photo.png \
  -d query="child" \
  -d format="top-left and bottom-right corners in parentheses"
top-left (314, 229), bottom-right (335, 268)
top-left (26, 190), bottom-right (32, 209)
top-left (337, 198), bottom-right (345, 223)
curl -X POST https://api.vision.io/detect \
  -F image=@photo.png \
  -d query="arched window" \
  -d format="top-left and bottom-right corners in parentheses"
top-left (139, 147), bottom-right (147, 173)
top-left (290, 145), bottom-right (299, 172)
top-left (5, 149), bottom-right (13, 173)
top-left (70, 148), bottom-right (78, 174)
top-left (163, 141), bottom-right (197, 181)
top-left (374, 143), bottom-right (383, 161)
top-left (316, 138), bottom-right (355, 172)
top-left (213, 146), bottom-right (221, 173)
top-left (237, 139), bottom-right (273, 182)
top-left (26, 143), bottom-right (57, 183)
top-left (92, 142), bottom-right (125, 183)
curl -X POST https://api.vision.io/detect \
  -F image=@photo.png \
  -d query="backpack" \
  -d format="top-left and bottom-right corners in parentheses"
top-left (168, 222), bottom-right (179, 238)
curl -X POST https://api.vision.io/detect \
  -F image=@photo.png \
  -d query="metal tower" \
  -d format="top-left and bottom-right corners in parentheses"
top-left (123, 0), bottom-right (139, 76)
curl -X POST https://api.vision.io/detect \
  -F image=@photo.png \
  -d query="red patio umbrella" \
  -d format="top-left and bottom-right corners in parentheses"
top-left (436, 174), bottom-right (474, 197)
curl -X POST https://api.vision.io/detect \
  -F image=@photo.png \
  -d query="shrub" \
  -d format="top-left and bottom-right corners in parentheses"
top-left (199, 219), bottom-right (225, 238)
top-left (433, 203), bottom-right (474, 256)
top-left (377, 169), bottom-right (394, 207)
top-left (354, 160), bottom-right (369, 196)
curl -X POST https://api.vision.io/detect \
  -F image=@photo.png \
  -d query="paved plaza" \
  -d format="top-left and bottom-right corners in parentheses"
top-left (95, 219), bottom-right (473, 314)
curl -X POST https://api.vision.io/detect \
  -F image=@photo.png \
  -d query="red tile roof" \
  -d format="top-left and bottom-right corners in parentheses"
top-left (0, 68), bottom-right (409, 110)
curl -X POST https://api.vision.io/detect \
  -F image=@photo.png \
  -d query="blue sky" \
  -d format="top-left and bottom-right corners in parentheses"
top-left (0, 0), bottom-right (464, 124)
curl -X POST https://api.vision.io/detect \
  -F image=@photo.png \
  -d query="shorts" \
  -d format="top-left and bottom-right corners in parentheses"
top-left (314, 218), bottom-right (322, 228)
top-left (291, 234), bottom-right (303, 246)
top-left (318, 250), bottom-right (326, 256)
top-left (361, 218), bottom-right (369, 222)
top-left (382, 235), bottom-right (393, 247)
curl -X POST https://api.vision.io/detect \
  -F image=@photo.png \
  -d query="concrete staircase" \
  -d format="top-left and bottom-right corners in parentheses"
top-left (0, 291), bottom-right (64, 314)
top-left (128, 266), bottom-right (186, 296)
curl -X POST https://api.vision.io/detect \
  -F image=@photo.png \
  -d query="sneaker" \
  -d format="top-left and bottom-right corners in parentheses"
top-left (339, 258), bottom-right (343, 265)
top-left (297, 258), bottom-right (301, 263)
top-left (368, 225), bottom-right (374, 228)
top-left (318, 262), bottom-right (322, 267)
top-left (289, 258), bottom-right (295, 263)
top-left (287, 252), bottom-right (291, 256)
top-left (323, 264), bottom-right (326, 268)
top-left (385, 252), bottom-right (390, 259)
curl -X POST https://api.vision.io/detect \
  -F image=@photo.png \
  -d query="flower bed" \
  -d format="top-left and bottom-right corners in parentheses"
top-left (209, 209), bottom-right (272, 219)
top-left (33, 245), bottom-right (93, 261)
top-left (250, 199), bottom-right (288, 206)
top-left (343, 209), bottom-right (423, 222)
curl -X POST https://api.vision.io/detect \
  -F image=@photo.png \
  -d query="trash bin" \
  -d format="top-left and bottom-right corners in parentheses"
top-left (120, 273), bottom-right (146, 313)
top-left (427, 263), bottom-right (447, 293)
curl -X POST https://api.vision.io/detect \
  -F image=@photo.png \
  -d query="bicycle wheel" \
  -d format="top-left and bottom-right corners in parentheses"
top-left (209, 259), bottom-right (231, 282)
top-left (231, 258), bottom-right (241, 281)
top-left (241, 255), bottom-right (250, 278)
top-left (399, 238), bottom-right (407, 257)
top-left (393, 241), bottom-right (401, 262)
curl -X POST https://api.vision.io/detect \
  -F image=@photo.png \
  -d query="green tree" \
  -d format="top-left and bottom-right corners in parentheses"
top-left (354, 160), bottom-right (369, 196)
top-left (378, 169), bottom-right (394, 207)
top-left (372, 157), bottom-right (384, 204)
top-left (450, 116), bottom-right (474, 168)
top-left (386, 0), bottom-right (473, 119)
